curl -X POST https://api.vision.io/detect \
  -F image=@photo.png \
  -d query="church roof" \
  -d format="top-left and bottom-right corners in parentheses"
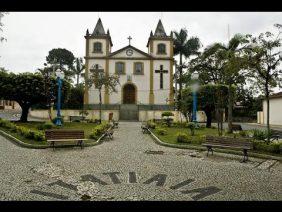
top-left (154, 20), bottom-right (167, 37)
top-left (92, 18), bottom-right (106, 35)
top-left (109, 45), bottom-right (152, 58)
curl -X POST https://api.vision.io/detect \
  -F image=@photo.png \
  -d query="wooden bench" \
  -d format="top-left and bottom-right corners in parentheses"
top-left (69, 116), bottom-right (85, 122)
top-left (112, 120), bottom-right (119, 128)
top-left (232, 124), bottom-right (242, 131)
top-left (141, 123), bottom-right (150, 134)
top-left (104, 129), bottom-right (114, 140)
top-left (202, 136), bottom-right (253, 162)
top-left (45, 130), bottom-right (87, 150)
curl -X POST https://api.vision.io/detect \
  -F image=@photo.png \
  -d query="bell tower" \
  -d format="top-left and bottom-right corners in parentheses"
top-left (84, 18), bottom-right (113, 105)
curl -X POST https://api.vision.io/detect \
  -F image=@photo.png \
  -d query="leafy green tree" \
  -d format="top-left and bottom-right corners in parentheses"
top-left (173, 28), bottom-right (201, 99)
top-left (46, 48), bottom-right (75, 80)
top-left (199, 84), bottom-right (229, 128)
top-left (64, 84), bottom-right (84, 109)
top-left (200, 34), bottom-right (250, 133)
top-left (86, 71), bottom-right (119, 123)
top-left (178, 87), bottom-right (193, 122)
top-left (245, 24), bottom-right (282, 143)
top-left (71, 57), bottom-right (85, 86)
top-left (0, 72), bottom-right (70, 122)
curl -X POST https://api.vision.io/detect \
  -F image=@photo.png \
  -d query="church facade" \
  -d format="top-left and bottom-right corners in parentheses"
top-left (83, 18), bottom-right (175, 120)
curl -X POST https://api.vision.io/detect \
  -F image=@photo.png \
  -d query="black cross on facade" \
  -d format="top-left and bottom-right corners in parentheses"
top-left (155, 65), bottom-right (168, 89)
top-left (127, 36), bottom-right (132, 45)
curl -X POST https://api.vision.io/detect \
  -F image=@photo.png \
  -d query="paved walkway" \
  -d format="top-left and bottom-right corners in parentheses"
top-left (0, 122), bottom-right (281, 201)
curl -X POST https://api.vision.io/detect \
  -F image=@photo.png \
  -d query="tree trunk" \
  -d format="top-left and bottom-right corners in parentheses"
top-left (20, 104), bottom-right (30, 122)
top-left (77, 74), bottom-right (80, 86)
top-left (227, 84), bottom-right (233, 133)
top-left (99, 89), bottom-right (102, 124)
top-left (205, 109), bottom-right (212, 128)
top-left (266, 85), bottom-right (270, 143)
top-left (178, 53), bottom-right (183, 100)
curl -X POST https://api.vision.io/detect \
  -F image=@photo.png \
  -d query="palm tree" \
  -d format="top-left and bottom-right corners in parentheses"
top-left (72, 57), bottom-right (85, 86)
top-left (173, 28), bottom-right (201, 99)
top-left (204, 34), bottom-right (249, 133)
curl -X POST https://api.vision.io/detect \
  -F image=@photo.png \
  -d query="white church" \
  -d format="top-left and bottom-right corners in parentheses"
top-left (83, 18), bottom-right (176, 121)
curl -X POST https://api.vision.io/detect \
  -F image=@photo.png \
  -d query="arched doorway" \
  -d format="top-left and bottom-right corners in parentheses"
top-left (123, 83), bottom-right (136, 104)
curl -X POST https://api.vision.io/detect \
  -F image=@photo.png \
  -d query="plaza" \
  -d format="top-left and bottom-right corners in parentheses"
top-left (0, 121), bottom-right (281, 201)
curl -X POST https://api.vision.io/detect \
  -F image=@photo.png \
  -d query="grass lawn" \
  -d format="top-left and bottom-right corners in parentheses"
top-left (0, 121), bottom-right (101, 146)
top-left (151, 126), bottom-right (220, 145)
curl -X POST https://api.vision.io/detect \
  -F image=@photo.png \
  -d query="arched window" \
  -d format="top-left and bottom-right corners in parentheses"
top-left (157, 43), bottom-right (166, 54)
top-left (134, 62), bottom-right (144, 75)
top-left (115, 62), bottom-right (125, 75)
top-left (93, 42), bottom-right (102, 53)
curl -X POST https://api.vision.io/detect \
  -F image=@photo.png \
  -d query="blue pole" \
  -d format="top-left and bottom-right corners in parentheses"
top-left (192, 90), bottom-right (197, 122)
top-left (55, 77), bottom-right (62, 126)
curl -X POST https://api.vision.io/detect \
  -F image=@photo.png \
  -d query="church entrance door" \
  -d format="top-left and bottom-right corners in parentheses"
top-left (123, 83), bottom-right (136, 104)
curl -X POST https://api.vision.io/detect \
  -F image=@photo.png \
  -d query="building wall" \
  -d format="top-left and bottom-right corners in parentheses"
top-left (262, 98), bottom-right (282, 125)
top-left (108, 59), bottom-right (151, 104)
top-left (151, 40), bottom-right (172, 58)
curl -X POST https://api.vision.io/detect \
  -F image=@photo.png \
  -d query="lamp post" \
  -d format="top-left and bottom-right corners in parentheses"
top-left (55, 69), bottom-right (64, 126)
top-left (191, 71), bottom-right (199, 123)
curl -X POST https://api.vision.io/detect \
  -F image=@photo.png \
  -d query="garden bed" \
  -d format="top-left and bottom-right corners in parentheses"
top-left (150, 122), bottom-right (282, 157)
top-left (0, 118), bottom-right (111, 148)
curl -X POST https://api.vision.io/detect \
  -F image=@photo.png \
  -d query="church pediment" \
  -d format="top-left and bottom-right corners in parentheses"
top-left (109, 45), bottom-right (152, 59)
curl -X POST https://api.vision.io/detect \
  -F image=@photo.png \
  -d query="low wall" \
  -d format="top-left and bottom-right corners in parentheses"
top-left (30, 109), bottom-right (119, 121)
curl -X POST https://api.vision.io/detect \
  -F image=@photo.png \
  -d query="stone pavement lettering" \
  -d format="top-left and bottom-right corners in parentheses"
top-left (0, 121), bottom-right (281, 200)
top-left (30, 172), bottom-right (221, 201)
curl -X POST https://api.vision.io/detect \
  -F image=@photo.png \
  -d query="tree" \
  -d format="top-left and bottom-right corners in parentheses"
top-left (64, 84), bottom-right (84, 109)
top-left (200, 34), bottom-right (250, 133)
top-left (46, 48), bottom-right (75, 80)
top-left (71, 57), bottom-right (85, 86)
top-left (245, 24), bottom-right (282, 143)
top-left (87, 70), bottom-right (119, 123)
top-left (178, 87), bottom-right (193, 122)
top-left (198, 84), bottom-right (229, 128)
top-left (173, 28), bottom-right (201, 100)
top-left (0, 12), bottom-right (8, 43)
top-left (0, 72), bottom-right (70, 122)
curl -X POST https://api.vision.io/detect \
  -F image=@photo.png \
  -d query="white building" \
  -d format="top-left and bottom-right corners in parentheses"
top-left (84, 18), bottom-right (175, 120)
top-left (258, 92), bottom-right (282, 126)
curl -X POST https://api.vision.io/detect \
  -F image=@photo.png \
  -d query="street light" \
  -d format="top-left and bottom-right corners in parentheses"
top-left (55, 69), bottom-right (64, 126)
top-left (191, 71), bottom-right (199, 123)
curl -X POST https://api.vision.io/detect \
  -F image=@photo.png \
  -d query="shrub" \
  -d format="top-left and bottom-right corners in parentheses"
top-left (33, 131), bottom-right (45, 141)
top-left (155, 128), bottom-right (167, 135)
top-left (253, 140), bottom-right (281, 154)
top-left (239, 130), bottom-right (248, 137)
top-left (187, 122), bottom-right (196, 136)
top-left (90, 122), bottom-right (110, 140)
top-left (161, 111), bottom-right (174, 117)
top-left (176, 132), bottom-right (190, 143)
top-left (252, 129), bottom-right (273, 141)
top-left (0, 119), bottom-right (17, 129)
top-left (172, 121), bottom-right (188, 128)
top-left (37, 122), bottom-right (53, 130)
top-left (147, 121), bottom-right (156, 129)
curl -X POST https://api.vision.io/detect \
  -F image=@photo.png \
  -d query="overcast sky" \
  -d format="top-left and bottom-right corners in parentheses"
top-left (0, 12), bottom-right (282, 73)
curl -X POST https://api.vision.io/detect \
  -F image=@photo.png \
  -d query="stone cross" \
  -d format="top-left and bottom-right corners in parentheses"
top-left (155, 65), bottom-right (168, 89)
top-left (127, 36), bottom-right (132, 45)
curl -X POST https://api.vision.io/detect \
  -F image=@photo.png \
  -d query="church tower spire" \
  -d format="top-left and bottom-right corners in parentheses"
top-left (154, 19), bottom-right (167, 37)
top-left (92, 18), bottom-right (106, 35)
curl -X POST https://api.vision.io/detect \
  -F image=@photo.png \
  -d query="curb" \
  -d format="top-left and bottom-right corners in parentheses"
top-left (148, 129), bottom-right (282, 162)
top-left (0, 129), bottom-right (48, 149)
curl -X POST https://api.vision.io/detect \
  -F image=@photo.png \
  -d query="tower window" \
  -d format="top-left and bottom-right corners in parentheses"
top-left (157, 43), bottom-right (166, 54)
top-left (115, 62), bottom-right (125, 75)
top-left (93, 42), bottom-right (102, 53)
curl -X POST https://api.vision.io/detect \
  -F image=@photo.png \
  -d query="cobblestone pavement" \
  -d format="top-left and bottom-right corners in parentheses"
top-left (0, 121), bottom-right (281, 201)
